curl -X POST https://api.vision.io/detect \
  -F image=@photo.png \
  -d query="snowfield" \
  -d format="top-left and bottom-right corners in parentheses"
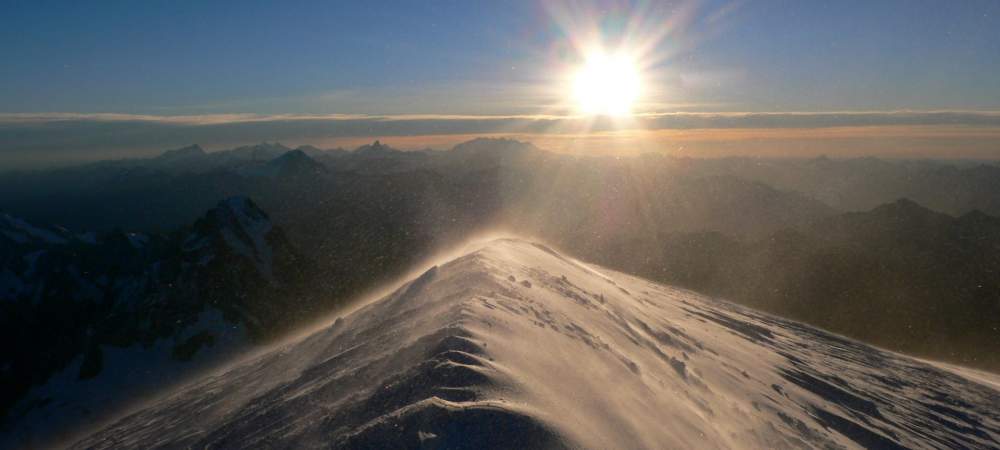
top-left (72, 239), bottom-right (1000, 449)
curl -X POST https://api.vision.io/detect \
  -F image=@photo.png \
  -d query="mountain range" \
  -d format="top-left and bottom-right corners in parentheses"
top-left (0, 197), bottom-right (326, 447)
top-left (2, 138), bottom-right (1000, 446)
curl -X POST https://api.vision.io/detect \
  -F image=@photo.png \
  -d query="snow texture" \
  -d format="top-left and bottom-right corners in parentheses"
top-left (71, 239), bottom-right (1000, 449)
top-left (9, 310), bottom-right (248, 448)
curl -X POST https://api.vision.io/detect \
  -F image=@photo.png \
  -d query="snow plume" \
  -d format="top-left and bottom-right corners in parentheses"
top-left (72, 239), bottom-right (999, 449)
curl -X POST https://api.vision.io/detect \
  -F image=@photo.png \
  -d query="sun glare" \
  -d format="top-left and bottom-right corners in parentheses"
top-left (572, 50), bottom-right (641, 116)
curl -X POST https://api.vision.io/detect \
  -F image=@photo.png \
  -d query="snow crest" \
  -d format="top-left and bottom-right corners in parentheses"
top-left (72, 239), bottom-right (1000, 449)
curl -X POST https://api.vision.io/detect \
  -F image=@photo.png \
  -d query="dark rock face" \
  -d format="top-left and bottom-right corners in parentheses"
top-left (0, 197), bottom-right (321, 446)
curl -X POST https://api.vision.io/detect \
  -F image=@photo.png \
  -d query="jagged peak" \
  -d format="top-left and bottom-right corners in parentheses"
top-left (191, 197), bottom-right (276, 279)
top-left (354, 140), bottom-right (400, 156)
top-left (192, 197), bottom-right (272, 243)
top-left (214, 197), bottom-right (270, 227)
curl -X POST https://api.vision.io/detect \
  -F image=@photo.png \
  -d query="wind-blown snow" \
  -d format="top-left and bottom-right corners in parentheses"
top-left (10, 309), bottom-right (249, 448)
top-left (72, 239), bottom-right (1000, 449)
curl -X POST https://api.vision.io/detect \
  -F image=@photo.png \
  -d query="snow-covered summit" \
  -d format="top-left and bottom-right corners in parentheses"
top-left (73, 238), bottom-right (1000, 449)
top-left (189, 197), bottom-right (276, 279)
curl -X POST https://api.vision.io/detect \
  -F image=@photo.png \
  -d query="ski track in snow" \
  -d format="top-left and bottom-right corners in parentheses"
top-left (71, 239), bottom-right (1000, 449)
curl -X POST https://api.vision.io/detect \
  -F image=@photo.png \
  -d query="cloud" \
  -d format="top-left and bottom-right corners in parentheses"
top-left (1, 110), bottom-right (999, 168)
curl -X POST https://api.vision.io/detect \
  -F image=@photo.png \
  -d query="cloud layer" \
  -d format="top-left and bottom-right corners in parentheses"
top-left (2, 110), bottom-right (999, 168)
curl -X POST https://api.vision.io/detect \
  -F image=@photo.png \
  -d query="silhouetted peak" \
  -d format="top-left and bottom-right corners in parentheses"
top-left (208, 197), bottom-right (269, 227)
top-left (354, 140), bottom-right (400, 156)
top-left (271, 149), bottom-right (310, 163)
top-left (879, 198), bottom-right (928, 212)
top-left (295, 145), bottom-right (324, 156)
top-left (267, 149), bottom-right (326, 173)
top-left (183, 196), bottom-right (279, 280)
top-left (157, 144), bottom-right (206, 160)
top-left (867, 198), bottom-right (948, 224)
top-left (193, 198), bottom-right (272, 252)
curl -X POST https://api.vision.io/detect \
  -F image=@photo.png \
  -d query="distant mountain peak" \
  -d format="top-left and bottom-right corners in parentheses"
top-left (874, 198), bottom-right (935, 215)
top-left (294, 145), bottom-right (325, 156)
top-left (191, 197), bottom-right (276, 279)
top-left (270, 149), bottom-right (308, 163)
top-left (229, 142), bottom-right (292, 161)
top-left (266, 150), bottom-right (327, 176)
top-left (354, 140), bottom-right (400, 156)
top-left (157, 144), bottom-right (206, 160)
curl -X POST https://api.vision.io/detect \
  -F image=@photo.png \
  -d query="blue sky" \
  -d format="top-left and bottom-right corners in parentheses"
top-left (1, 0), bottom-right (999, 165)
top-left (3, 0), bottom-right (998, 114)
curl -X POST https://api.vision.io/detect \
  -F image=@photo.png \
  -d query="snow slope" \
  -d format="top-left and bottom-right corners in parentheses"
top-left (72, 239), bottom-right (1000, 449)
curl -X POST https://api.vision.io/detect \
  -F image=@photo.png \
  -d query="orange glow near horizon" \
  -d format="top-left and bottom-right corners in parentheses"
top-left (296, 124), bottom-right (1000, 160)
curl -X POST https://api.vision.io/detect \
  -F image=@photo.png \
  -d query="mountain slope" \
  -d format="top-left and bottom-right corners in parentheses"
top-left (73, 239), bottom-right (1000, 449)
top-left (622, 199), bottom-right (1000, 372)
top-left (0, 197), bottom-right (321, 448)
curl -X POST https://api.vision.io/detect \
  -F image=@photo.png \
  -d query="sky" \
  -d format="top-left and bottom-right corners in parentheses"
top-left (1, 0), bottom-right (999, 167)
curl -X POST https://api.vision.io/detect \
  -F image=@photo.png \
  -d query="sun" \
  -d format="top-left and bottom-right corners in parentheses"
top-left (572, 50), bottom-right (641, 116)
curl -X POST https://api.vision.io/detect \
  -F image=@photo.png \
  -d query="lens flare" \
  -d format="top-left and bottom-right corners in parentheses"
top-left (572, 50), bottom-right (641, 116)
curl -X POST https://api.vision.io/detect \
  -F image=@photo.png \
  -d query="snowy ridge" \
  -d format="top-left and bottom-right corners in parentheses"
top-left (72, 239), bottom-right (1000, 449)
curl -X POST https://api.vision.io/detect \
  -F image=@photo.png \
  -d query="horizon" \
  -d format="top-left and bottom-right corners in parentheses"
top-left (8, 134), bottom-right (1000, 173)
top-left (2, 0), bottom-right (999, 167)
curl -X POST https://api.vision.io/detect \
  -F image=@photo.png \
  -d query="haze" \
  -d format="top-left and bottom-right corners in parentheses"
top-left (2, 0), bottom-right (1000, 168)
top-left (4, 2), bottom-right (1000, 449)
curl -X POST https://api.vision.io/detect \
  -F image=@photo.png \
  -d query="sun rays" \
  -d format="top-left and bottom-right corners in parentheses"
top-left (572, 49), bottom-right (642, 116)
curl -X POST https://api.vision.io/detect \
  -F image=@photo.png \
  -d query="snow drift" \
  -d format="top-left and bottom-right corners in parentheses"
top-left (72, 239), bottom-right (1000, 449)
